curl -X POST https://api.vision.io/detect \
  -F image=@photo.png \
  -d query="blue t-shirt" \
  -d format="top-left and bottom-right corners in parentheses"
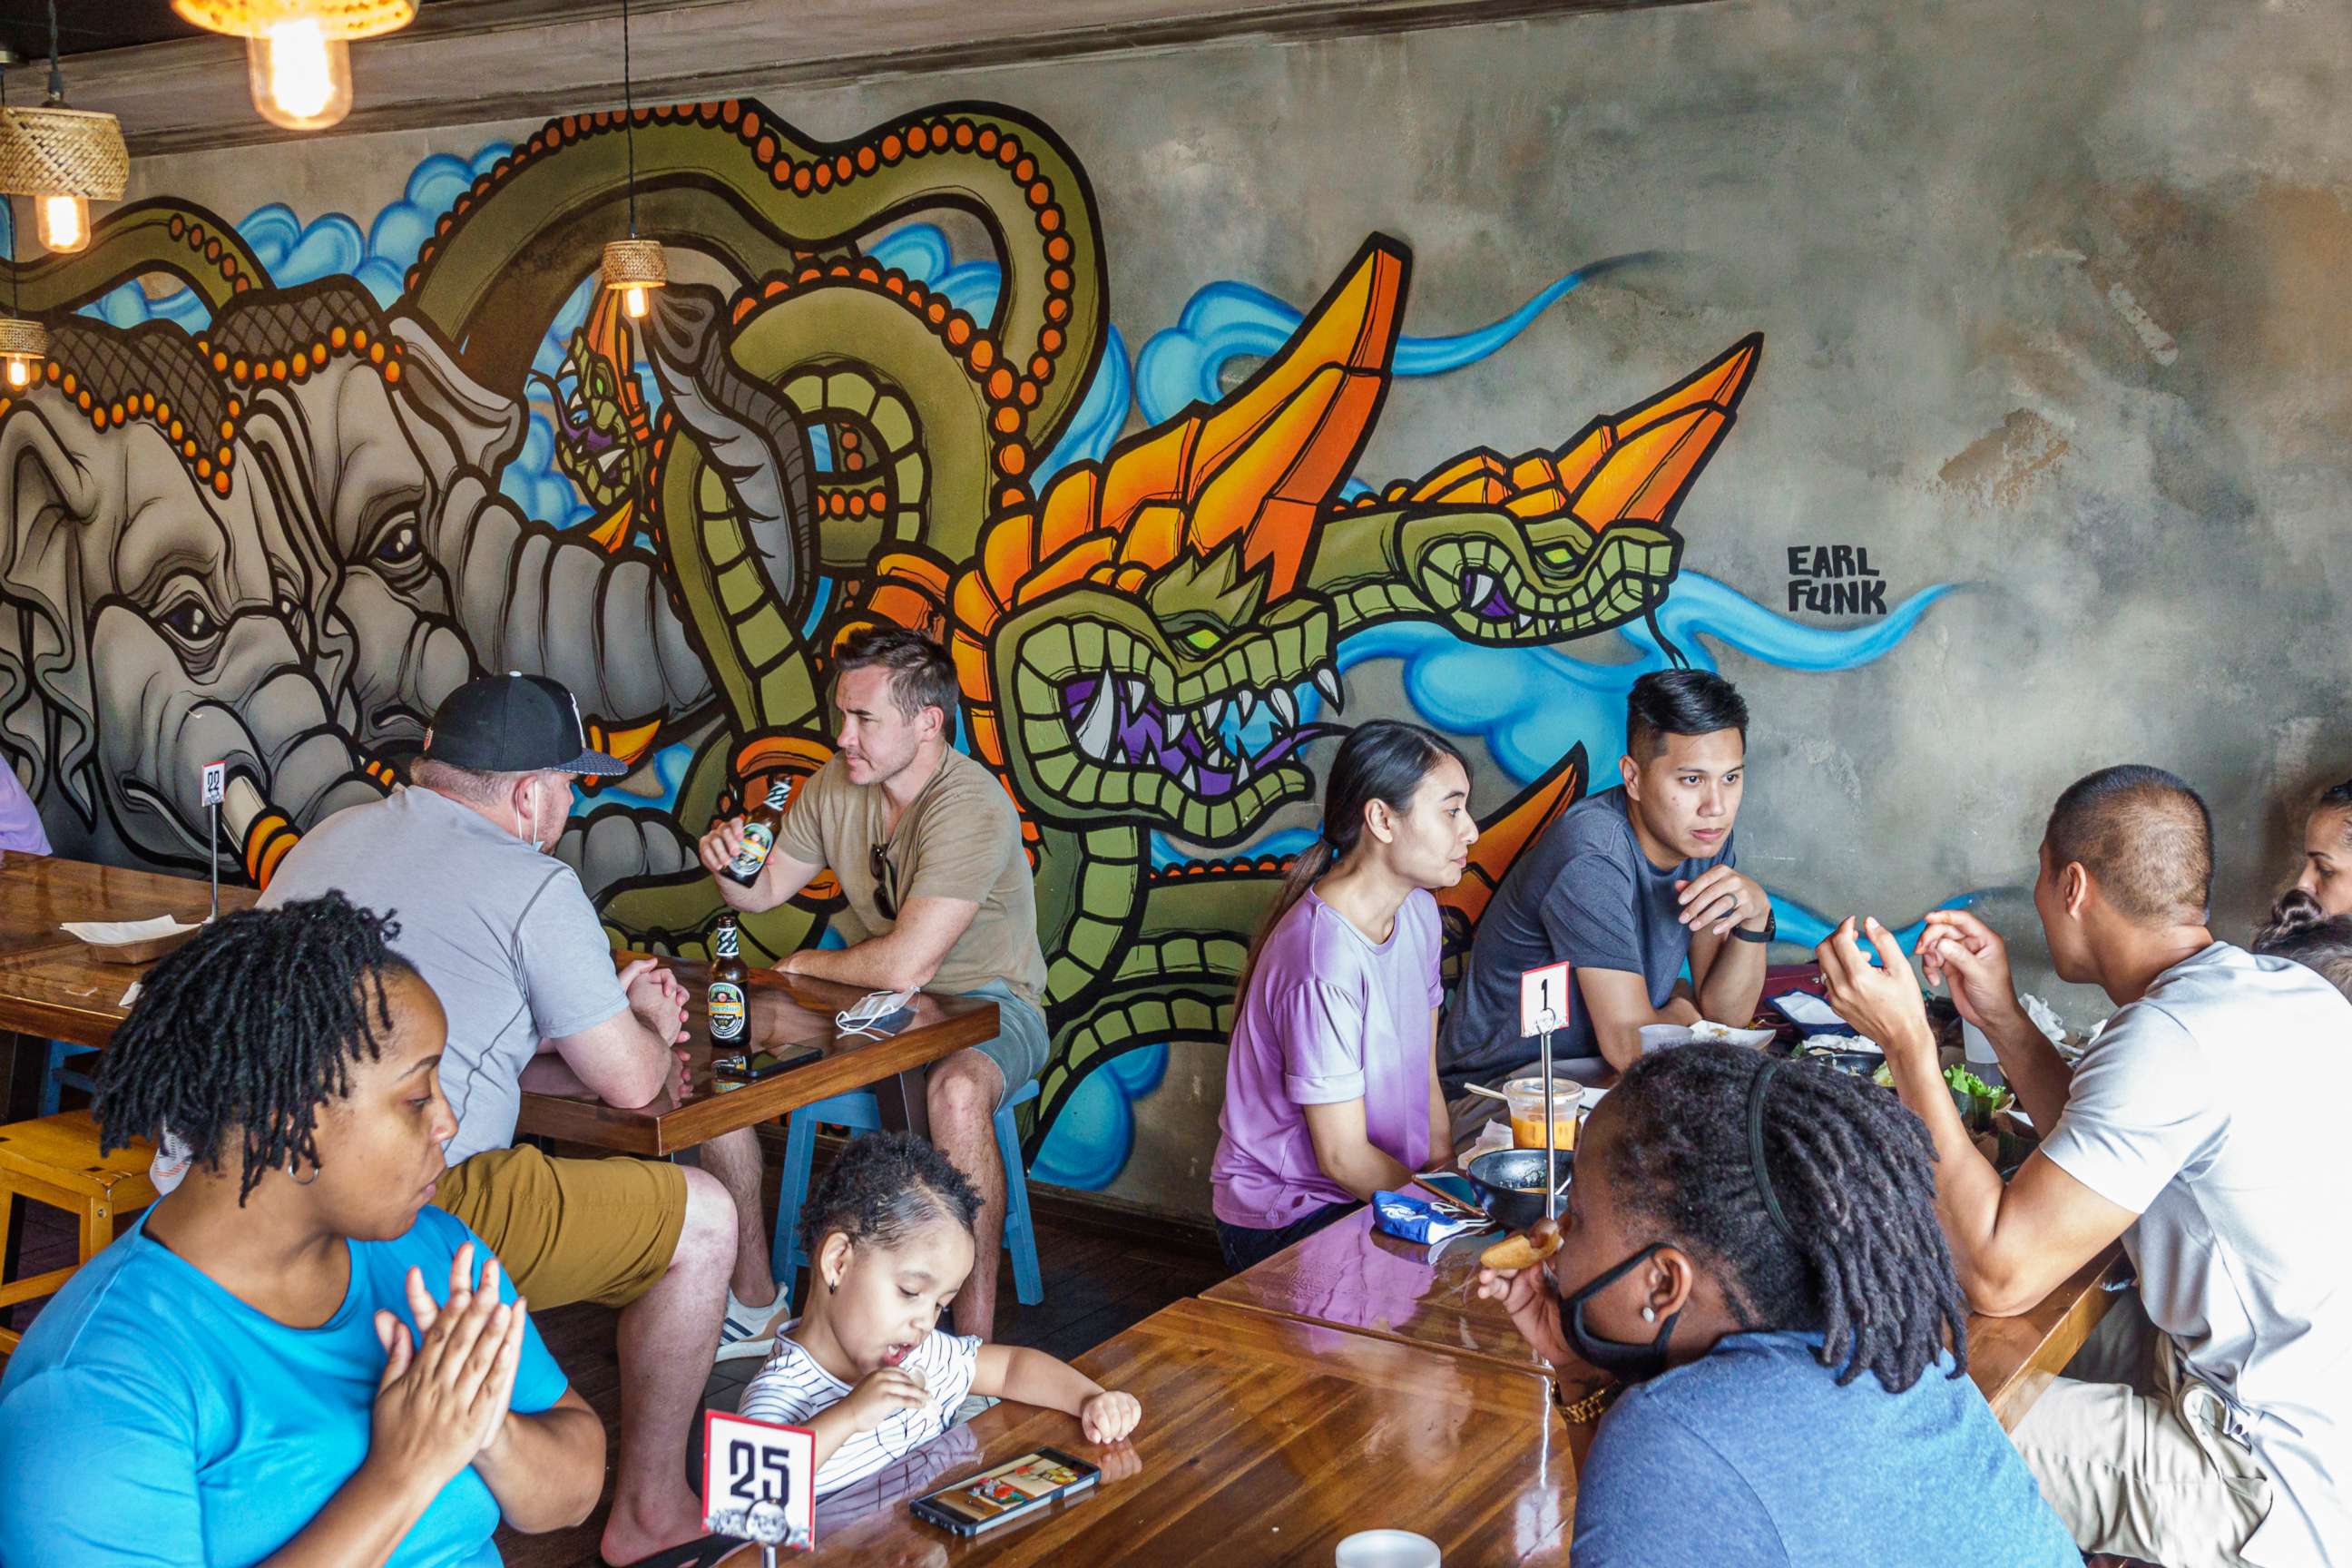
top-left (1572, 1331), bottom-right (2077, 1568)
top-left (0, 1206), bottom-right (567, 1567)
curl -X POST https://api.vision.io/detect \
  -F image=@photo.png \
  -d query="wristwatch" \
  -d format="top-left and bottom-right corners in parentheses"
top-left (1554, 1380), bottom-right (1622, 1424)
top-left (1730, 908), bottom-right (1777, 945)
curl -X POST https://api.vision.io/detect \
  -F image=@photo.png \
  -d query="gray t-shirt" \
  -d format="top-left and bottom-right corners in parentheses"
top-left (259, 787), bottom-right (629, 1165)
top-left (1439, 786), bottom-right (1731, 1092)
top-left (2039, 943), bottom-right (2352, 1568)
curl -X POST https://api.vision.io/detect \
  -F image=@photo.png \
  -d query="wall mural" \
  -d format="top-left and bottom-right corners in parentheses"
top-left (0, 99), bottom-right (1957, 1196)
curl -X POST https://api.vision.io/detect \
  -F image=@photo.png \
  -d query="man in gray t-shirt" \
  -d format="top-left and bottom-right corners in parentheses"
top-left (1818, 765), bottom-right (2352, 1568)
top-left (1441, 671), bottom-right (1774, 1092)
top-left (260, 673), bottom-right (760, 1566)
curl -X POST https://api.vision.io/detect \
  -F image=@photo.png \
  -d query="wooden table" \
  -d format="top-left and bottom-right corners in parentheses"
top-left (1203, 1197), bottom-right (2126, 1429)
top-left (0, 852), bottom-right (255, 964)
top-left (0, 918), bottom-right (997, 1157)
top-left (512, 959), bottom-right (999, 1156)
top-left (799, 1298), bottom-right (1570, 1565)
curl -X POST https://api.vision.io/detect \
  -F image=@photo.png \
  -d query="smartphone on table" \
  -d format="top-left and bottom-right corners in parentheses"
top-left (711, 1043), bottom-right (822, 1083)
top-left (908, 1447), bottom-right (1102, 1536)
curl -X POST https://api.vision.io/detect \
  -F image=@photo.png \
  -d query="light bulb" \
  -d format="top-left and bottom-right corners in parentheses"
top-left (246, 24), bottom-right (353, 131)
top-left (5, 358), bottom-right (31, 390)
top-left (35, 194), bottom-right (89, 253)
top-left (622, 284), bottom-right (649, 319)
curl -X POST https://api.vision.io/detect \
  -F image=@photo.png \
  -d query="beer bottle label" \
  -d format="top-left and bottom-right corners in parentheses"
top-left (710, 982), bottom-right (748, 1041)
top-left (726, 822), bottom-right (777, 880)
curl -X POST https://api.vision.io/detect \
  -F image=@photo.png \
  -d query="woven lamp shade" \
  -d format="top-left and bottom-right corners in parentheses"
top-left (0, 105), bottom-right (129, 201)
top-left (172, 0), bottom-right (416, 41)
top-left (0, 316), bottom-right (49, 358)
top-left (602, 239), bottom-right (669, 290)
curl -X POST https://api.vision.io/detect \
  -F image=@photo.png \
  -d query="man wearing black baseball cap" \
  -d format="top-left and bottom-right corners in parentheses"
top-left (261, 672), bottom-right (768, 1564)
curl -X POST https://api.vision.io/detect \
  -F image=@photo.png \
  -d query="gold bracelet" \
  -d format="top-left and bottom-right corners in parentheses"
top-left (1553, 1380), bottom-right (1621, 1424)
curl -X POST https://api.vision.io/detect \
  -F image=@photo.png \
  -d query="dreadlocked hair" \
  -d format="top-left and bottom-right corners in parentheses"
top-left (1602, 1043), bottom-right (1970, 1394)
top-left (92, 894), bottom-right (416, 1206)
top-left (797, 1131), bottom-right (983, 1262)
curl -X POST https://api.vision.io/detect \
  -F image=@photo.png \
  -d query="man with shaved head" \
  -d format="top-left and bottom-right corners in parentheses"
top-left (1813, 765), bottom-right (2352, 1568)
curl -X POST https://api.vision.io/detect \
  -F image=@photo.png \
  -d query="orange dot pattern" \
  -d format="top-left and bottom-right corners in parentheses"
top-left (402, 101), bottom-right (1081, 445)
top-left (22, 322), bottom-right (409, 496)
top-left (164, 211), bottom-right (255, 298)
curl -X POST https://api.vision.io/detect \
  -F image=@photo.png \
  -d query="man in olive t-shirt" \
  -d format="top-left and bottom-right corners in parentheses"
top-left (701, 628), bottom-right (1050, 1338)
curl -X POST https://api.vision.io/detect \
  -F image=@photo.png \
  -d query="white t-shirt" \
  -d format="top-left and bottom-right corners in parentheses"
top-left (2040, 943), bottom-right (2352, 1568)
top-left (737, 1326), bottom-right (982, 1497)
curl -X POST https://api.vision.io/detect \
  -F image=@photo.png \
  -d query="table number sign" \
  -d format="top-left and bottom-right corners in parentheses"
top-left (701, 1408), bottom-right (816, 1559)
top-left (1519, 960), bottom-right (1571, 1037)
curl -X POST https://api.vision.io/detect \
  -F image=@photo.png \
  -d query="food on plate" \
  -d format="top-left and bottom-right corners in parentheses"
top-left (1480, 1220), bottom-right (1563, 1270)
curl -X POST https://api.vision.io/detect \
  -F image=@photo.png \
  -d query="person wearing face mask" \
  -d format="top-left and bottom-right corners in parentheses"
top-left (1209, 720), bottom-right (1479, 1272)
top-left (1478, 1044), bottom-right (2076, 1567)
top-left (260, 673), bottom-right (750, 1568)
top-left (700, 628), bottom-right (1052, 1345)
top-left (1439, 670), bottom-right (1773, 1108)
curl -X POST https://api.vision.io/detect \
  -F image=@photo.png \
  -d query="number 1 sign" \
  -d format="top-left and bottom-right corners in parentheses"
top-left (1521, 960), bottom-right (1572, 1038)
top-left (701, 1409), bottom-right (815, 1554)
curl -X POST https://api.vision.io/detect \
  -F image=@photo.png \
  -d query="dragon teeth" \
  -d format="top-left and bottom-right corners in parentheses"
top-left (1122, 676), bottom-right (1145, 714)
top-left (1234, 690), bottom-right (1258, 728)
top-left (1161, 708), bottom-right (1183, 745)
top-left (1269, 686), bottom-right (1296, 728)
top-left (1462, 569), bottom-right (1497, 610)
top-left (1200, 697), bottom-right (1227, 735)
top-left (1073, 679), bottom-right (1118, 759)
top-left (1317, 665), bottom-right (1345, 712)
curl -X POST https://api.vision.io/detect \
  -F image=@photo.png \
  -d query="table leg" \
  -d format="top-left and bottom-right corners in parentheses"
top-left (879, 1066), bottom-right (931, 1141)
top-left (1, 1034), bottom-right (38, 1307)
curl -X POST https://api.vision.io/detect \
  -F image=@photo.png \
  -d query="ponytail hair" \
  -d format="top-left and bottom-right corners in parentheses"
top-left (2253, 888), bottom-right (2352, 1004)
top-left (1232, 720), bottom-right (1466, 1004)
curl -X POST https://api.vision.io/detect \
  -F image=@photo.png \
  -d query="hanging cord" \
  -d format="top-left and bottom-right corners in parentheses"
top-left (44, 0), bottom-right (63, 105)
top-left (621, 0), bottom-right (637, 236)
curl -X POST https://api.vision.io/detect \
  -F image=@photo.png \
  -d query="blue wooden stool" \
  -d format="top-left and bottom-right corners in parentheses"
top-left (771, 1078), bottom-right (1044, 1308)
top-left (38, 1041), bottom-right (97, 1117)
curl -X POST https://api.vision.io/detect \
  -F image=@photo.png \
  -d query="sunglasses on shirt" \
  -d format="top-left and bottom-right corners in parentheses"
top-left (869, 842), bottom-right (901, 921)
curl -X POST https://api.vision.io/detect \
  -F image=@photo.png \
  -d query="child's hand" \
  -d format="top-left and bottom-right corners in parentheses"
top-left (1079, 1389), bottom-right (1141, 1444)
top-left (842, 1366), bottom-right (929, 1433)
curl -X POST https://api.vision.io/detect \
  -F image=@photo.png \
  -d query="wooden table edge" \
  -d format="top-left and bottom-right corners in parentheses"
top-left (1977, 1243), bottom-right (2130, 1430)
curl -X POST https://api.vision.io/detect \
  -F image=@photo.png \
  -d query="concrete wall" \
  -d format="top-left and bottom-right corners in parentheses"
top-left (20, 0), bottom-right (2350, 1214)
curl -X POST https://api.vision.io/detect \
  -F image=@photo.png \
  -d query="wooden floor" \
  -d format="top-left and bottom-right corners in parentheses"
top-left (1, 1146), bottom-right (1227, 1568)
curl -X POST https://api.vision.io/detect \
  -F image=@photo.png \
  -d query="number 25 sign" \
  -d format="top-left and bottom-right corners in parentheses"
top-left (701, 1409), bottom-right (816, 1550)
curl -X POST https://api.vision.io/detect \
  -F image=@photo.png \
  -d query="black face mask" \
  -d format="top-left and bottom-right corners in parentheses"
top-left (1558, 1242), bottom-right (1680, 1383)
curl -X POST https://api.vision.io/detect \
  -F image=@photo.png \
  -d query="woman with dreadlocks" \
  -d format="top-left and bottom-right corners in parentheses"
top-left (1480, 1043), bottom-right (2075, 1566)
top-left (0, 895), bottom-right (604, 1566)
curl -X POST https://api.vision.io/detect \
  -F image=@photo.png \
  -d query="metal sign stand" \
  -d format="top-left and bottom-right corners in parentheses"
top-left (201, 762), bottom-right (226, 921)
top-left (1536, 1008), bottom-right (1560, 1221)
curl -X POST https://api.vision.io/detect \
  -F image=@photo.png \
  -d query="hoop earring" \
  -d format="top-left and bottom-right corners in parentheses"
top-left (286, 1159), bottom-right (320, 1188)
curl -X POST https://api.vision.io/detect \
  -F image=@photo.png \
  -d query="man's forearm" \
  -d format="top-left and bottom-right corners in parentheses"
top-left (1883, 1021), bottom-right (2014, 1305)
top-left (1595, 996), bottom-right (1699, 1073)
top-left (1694, 937), bottom-right (1768, 1029)
top-left (784, 935), bottom-right (931, 993)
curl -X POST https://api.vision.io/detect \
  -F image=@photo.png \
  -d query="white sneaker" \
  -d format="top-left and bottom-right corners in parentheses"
top-left (713, 1287), bottom-right (791, 1363)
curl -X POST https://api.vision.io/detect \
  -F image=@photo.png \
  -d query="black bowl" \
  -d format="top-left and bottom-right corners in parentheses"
top-left (1466, 1147), bottom-right (1573, 1232)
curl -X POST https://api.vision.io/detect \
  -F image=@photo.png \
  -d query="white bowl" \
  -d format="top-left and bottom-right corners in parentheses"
top-left (1336, 1531), bottom-right (1441, 1568)
top-left (1641, 1021), bottom-right (1776, 1054)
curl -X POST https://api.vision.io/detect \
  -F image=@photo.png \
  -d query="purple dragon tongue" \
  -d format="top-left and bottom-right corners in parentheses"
top-left (1062, 676), bottom-right (1100, 717)
top-left (1481, 589), bottom-right (1514, 619)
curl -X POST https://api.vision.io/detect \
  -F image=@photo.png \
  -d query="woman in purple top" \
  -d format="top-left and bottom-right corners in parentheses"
top-left (0, 756), bottom-right (47, 854)
top-left (1210, 721), bottom-right (1479, 1272)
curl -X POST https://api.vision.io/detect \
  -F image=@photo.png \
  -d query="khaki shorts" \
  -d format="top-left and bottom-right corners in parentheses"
top-left (2011, 1300), bottom-right (2272, 1567)
top-left (433, 1144), bottom-right (687, 1310)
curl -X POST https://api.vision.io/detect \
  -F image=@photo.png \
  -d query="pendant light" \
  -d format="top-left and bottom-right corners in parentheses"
top-left (0, 119), bottom-right (46, 391)
top-left (172, 0), bottom-right (416, 132)
top-left (0, 7), bottom-right (130, 255)
top-left (599, 0), bottom-right (664, 320)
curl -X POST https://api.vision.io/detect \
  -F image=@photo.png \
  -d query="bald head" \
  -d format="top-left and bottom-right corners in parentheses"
top-left (2044, 765), bottom-right (2213, 926)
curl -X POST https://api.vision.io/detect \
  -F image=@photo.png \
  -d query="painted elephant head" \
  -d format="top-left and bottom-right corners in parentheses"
top-left (0, 318), bottom-right (383, 871)
top-left (214, 278), bottom-right (724, 767)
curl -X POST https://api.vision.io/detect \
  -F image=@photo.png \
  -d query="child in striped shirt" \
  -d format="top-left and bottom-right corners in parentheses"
top-left (739, 1132), bottom-right (1142, 1496)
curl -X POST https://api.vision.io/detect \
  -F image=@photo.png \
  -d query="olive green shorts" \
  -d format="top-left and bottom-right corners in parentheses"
top-left (433, 1143), bottom-right (687, 1310)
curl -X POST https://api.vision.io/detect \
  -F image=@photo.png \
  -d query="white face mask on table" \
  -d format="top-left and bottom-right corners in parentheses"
top-left (837, 988), bottom-right (918, 1038)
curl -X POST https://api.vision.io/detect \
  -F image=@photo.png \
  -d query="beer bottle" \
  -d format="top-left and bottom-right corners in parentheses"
top-left (709, 914), bottom-right (749, 1044)
top-left (722, 777), bottom-right (792, 887)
